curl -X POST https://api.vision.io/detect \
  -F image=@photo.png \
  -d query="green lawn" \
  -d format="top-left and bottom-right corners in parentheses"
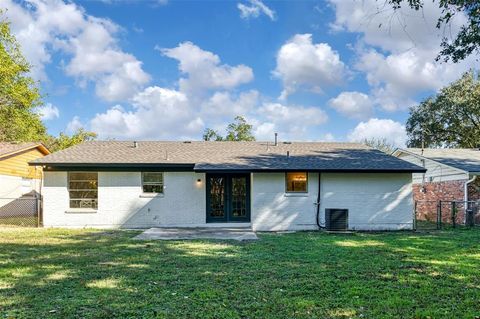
top-left (0, 216), bottom-right (38, 227)
top-left (0, 228), bottom-right (479, 318)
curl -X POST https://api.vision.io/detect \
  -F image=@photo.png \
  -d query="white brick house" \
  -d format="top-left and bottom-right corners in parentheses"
top-left (31, 141), bottom-right (425, 231)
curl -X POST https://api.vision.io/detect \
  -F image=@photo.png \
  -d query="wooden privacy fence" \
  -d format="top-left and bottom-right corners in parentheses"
top-left (0, 194), bottom-right (40, 227)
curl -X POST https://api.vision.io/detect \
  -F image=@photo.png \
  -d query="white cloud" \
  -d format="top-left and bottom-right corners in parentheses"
top-left (3, 0), bottom-right (82, 80)
top-left (66, 116), bottom-right (84, 133)
top-left (237, 0), bottom-right (276, 21)
top-left (355, 46), bottom-right (474, 111)
top-left (35, 103), bottom-right (60, 120)
top-left (201, 90), bottom-right (259, 117)
top-left (328, 91), bottom-right (373, 120)
top-left (62, 17), bottom-right (150, 101)
top-left (90, 86), bottom-right (203, 140)
top-left (329, 0), bottom-right (453, 53)
top-left (4, 0), bottom-right (150, 102)
top-left (274, 34), bottom-right (347, 99)
top-left (348, 118), bottom-right (407, 147)
top-left (254, 103), bottom-right (328, 140)
top-left (101, 0), bottom-right (168, 5)
top-left (90, 87), bottom-right (328, 141)
top-left (253, 122), bottom-right (276, 141)
top-left (75, 35), bottom-right (329, 141)
top-left (159, 42), bottom-right (253, 96)
top-left (88, 40), bottom-right (256, 140)
top-left (319, 133), bottom-right (335, 142)
top-left (329, 0), bottom-right (478, 111)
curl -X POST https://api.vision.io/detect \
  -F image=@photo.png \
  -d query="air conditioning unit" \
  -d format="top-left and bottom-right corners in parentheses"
top-left (325, 209), bottom-right (348, 231)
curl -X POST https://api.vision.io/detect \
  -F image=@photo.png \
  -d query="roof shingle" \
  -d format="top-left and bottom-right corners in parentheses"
top-left (31, 141), bottom-right (425, 172)
top-left (0, 142), bottom-right (48, 159)
top-left (404, 148), bottom-right (480, 173)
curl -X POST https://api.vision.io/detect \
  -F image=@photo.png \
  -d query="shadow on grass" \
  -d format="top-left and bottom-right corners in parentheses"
top-left (0, 228), bottom-right (479, 319)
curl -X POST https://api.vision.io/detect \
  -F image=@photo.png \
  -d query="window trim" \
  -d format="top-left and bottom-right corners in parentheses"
top-left (67, 171), bottom-right (98, 210)
top-left (141, 172), bottom-right (164, 194)
top-left (285, 172), bottom-right (308, 193)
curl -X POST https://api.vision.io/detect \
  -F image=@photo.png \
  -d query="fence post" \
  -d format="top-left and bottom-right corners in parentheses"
top-left (452, 201), bottom-right (457, 228)
top-left (413, 201), bottom-right (417, 231)
top-left (36, 196), bottom-right (40, 227)
top-left (437, 201), bottom-right (441, 230)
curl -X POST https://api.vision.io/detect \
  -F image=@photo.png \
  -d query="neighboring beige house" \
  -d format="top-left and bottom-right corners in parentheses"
top-left (0, 142), bottom-right (50, 202)
top-left (393, 148), bottom-right (480, 224)
top-left (31, 141), bottom-right (424, 231)
top-left (393, 148), bottom-right (480, 202)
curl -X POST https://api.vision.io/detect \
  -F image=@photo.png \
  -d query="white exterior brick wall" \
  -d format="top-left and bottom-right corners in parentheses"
top-left (320, 173), bottom-right (413, 230)
top-left (251, 173), bottom-right (319, 231)
top-left (43, 171), bottom-right (206, 228)
top-left (251, 172), bottom-right (413, 231)
top-left (42, 171), bottom-right (413, 230)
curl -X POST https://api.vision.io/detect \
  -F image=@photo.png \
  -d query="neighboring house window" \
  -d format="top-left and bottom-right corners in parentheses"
top-left (68, 172), bottom-right (98, 209)
top-left (286, 172), bottom-right (308, 193)
top-left (142, 172), bottom-right (164, 194)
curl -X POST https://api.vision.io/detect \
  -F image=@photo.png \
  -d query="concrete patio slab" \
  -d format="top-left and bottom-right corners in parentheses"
top-left (134, 227), bottom-right (258, 241)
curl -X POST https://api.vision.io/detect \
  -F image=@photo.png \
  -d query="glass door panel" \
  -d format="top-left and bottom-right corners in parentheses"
top-left (206, 174), bottom-right (250, 223)
top-left (231, 176), bottom-right (247, 219)
top-left (207, 176), bottom-right (226, 222)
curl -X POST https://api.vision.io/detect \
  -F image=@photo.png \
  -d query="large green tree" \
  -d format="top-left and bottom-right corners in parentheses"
top-left (44, 129), bottom-right (97, 152)
top-left (203, 116), bottom-right (256, 141)
top-left (387, 0), bottom-right (480, 62)
top-left (0, 11), bottom-right (96, 151)
top-left (0, 10), bottom-right (46, 142)
top-left (406, 70), bottom-right (480, 148)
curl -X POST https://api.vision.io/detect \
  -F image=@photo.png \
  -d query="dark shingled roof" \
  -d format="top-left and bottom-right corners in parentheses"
top-left (30, 141), bottom-right (425, 172)
top-left (404, 148), bottom-right (480, 173)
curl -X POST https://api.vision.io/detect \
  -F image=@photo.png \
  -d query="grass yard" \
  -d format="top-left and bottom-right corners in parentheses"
top-left (0, 216), bottom-right (38, 227)
top-left (0, 229), bottom-right (479, 319)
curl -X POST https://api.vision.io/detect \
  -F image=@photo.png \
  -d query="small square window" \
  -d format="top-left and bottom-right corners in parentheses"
top-left (286, 172), bottom-right (308, 193)
top-left (142, 172), bottom-right (164, 194)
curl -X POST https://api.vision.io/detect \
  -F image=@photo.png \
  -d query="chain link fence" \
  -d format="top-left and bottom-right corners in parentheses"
top-left (414, 200), bottom-right (440, 230)
top-left (0, 194), bottom-right (40, 227)
top-left (414, 200), bottom-right (480, 230)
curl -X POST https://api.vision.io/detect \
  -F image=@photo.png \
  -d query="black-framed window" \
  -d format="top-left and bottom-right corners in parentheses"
top-left (142, 172), bottom-right (164, 194)
top-left (68, 172), bottom-right (98, 209)
top-left (285, 172), bottom-right (308, 193)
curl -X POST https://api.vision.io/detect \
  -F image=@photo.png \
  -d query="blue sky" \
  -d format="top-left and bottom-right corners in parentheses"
top-left (3, 0), bottom-right (477, 145)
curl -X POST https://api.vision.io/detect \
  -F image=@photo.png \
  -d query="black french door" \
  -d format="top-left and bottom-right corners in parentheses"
top-left (206, 174), bottom-right (250, 223)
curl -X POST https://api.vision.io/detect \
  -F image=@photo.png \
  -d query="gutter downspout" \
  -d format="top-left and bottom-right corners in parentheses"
top-left (465, 175), bottom-right (476, 203)
top-left (464, 175), bottom-right (477, 224)
top-left (316, 173), bottom-right (325, 229)
top-left (38, 166), bottom-right (43, 227)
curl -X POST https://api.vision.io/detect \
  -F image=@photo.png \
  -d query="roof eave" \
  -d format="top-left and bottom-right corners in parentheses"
top-left (394, 149), bottom-right (476, 174)
top-left (37, 163), bottom-right (195, 172)
top-left (32, 162), bottom-right (426, 173)
top-left (2, 143), bottom-right (50, 160)
top-left (193, 168), bottom-right (427, 173)
top-left (37, 144), bottom-right (51, 155)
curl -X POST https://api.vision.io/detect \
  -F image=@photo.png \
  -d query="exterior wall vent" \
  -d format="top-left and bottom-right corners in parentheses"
top-left (325, 209), bottom-right (348, 231)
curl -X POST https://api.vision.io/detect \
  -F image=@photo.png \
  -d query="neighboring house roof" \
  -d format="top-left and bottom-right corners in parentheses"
top-left (396, 148), bottom-right (480, 173)
top-left (31, 141), bottom-right (425, 172)
top-left (0, 142), bottom-right (50, 160)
